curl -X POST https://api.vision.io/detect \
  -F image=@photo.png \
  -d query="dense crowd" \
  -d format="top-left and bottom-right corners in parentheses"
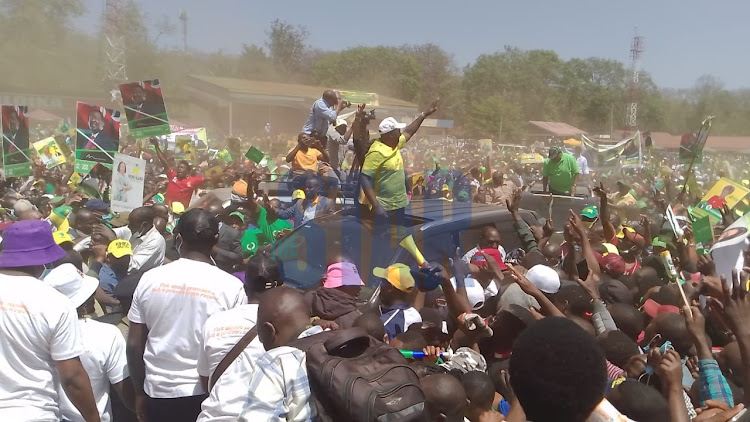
top-left (3, 90), bottom-right (750, 422)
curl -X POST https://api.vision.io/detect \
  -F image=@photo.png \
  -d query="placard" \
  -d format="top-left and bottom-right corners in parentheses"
top-left (1, 105), bottom-right (31, 177)
top-left (75, 102), bottom-right (120, 173)
top-left (110, 153), bottom-right (146, 212)
top-left (120, 79), bottom-right (170, 138)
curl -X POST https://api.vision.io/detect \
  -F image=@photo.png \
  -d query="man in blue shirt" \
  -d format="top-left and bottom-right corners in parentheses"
top-left (302, 90), bottom-right (349, 139)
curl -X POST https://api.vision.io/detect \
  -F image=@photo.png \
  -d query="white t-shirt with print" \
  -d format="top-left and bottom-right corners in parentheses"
top-left (57, 318), bottom-right (129, 422)
top-left (128, 258), bottom-right (246, 398)
top-left (197, 304), bottom-right (266, 422)
top-left (0, 274), bottom-right (84, 422)
top-left (197, 303), bottom-right (260, 380)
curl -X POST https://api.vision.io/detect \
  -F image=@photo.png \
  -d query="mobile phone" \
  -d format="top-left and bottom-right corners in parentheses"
top-left (730, 408), bottom-right (749, 422)
top-left (577, 259), bottom-right (589, 280)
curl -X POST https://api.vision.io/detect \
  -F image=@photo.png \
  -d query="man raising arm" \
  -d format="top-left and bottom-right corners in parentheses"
top-left (360, 99), bottom-right (439, 219)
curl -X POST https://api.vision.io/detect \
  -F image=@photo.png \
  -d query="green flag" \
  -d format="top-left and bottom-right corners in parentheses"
top-left (245, 146), bottom-right (265, 163)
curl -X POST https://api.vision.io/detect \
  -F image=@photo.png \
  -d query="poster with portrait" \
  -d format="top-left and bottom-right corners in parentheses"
top-left (691, 178), bottom-right (750, 224)
top-left (110, 153), bottom-right (146, 213)
top-left (33, 137), bottom-right (66, 169)
top-left (1, 105), bottom-right (31, 177)
top-left (119, 79), bottom-right (170, 138)
top-left (711, 212), bottom-right (750, 280)
top-left (75, 102), bottom-right (120, 173)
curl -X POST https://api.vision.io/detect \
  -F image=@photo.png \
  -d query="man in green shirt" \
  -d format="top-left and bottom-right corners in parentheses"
top-left (542, 146), bottom-right (580, 195)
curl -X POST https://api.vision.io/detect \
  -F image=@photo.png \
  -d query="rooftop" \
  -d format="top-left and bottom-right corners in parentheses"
top-left (528, 121), bottom-right (588, 137)
top-left (187, 75), bottom-right (417, 109)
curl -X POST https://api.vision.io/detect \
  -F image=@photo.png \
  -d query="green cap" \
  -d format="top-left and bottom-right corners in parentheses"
top-left (581, 206), bottom-right (599, 219)
top-left (229, 211), bottom-right (246, 224)
top-left (652, 237), bottom-right (668, 248)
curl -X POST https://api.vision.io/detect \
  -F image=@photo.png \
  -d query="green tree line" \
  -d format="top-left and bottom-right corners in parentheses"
top-left (1, 1), bottom-right (748, 139)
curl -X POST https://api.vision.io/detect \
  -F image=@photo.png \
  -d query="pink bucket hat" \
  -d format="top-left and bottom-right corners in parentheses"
top-left (323, 262), bottom-right (364, 289)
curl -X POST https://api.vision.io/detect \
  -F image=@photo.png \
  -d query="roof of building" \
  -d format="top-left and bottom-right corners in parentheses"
top-left (528, 121), bottom-right (588, 136)
top-left (611, 130), bottom-right (750, 152)
top-left (187, 75), bottom-right (417, 109)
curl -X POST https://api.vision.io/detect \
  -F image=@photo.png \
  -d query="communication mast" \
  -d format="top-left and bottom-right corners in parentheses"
top-left (103, 0), bottom-right (127, 100)
top-left (626, 29), bottom-right (644, 132)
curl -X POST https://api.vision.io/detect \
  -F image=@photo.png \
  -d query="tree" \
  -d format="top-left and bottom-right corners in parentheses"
top-left (237, 44), bottom-right (273, 80)
top-left (400, 43), bottom-right (458, 113)
top-left (462, 47), bottom-right (562, 126)
top-left (265, 19), bottom-right (308, 77)
top-left (313, 46), bottom-right (420, 101)
top-left (466, 95), bottom-right (524, 141)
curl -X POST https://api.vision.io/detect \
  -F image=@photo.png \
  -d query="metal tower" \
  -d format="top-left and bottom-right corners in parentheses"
top-left (626, 30), bottom-right (644, 131)
top-left (103, 0), bottom-right (127, 99)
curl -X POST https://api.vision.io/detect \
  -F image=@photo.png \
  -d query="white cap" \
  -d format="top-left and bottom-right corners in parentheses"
top-left (44, 263), bottom-right (99, 308)
top-left (334, 119), bottom-right (347, 128)
top-left (450, 276), bottom-right (486, 310)
top-left (525, 264), bottom-right (561, 294)
top-left (378, 117), bottom-right (406, 134)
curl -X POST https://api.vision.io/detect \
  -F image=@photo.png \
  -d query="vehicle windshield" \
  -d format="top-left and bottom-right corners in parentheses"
top-left (271, 214), bottom-right (420, 289)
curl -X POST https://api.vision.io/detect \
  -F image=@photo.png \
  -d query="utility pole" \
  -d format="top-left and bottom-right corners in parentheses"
top-left (179, 9), bottom-right (188, 53)
top-left (103, 0), bottom-right (127, 100)
top-left (625, 28), bottom-right (644, 135)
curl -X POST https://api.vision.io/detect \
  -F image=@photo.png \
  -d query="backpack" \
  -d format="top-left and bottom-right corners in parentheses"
top-left (289, 327), bottom-right (428, 422)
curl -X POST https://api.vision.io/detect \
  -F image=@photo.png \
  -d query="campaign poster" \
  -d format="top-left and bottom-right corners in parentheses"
top-left (33, 137), bottom-right (66, 169)
top-left (680, 116), bottom-right (713, 165)
top-left (711, 212), bottom-right (750, 280)
top-left (111, 153), bottom-right (146, 212)
top-left (692, 178), bottom-right (750, 224)
top-left (1, 105), bottom-right (31, 177)
top-left (75, 102), bottom-right (120, 173)
top-left (175, 135), bottom-right (196, 160)
top-left (120, 79), bottom-right (170, 138)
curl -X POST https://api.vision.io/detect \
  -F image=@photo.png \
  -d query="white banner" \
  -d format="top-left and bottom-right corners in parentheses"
top-left (110, 153), bottom-right (146, 213)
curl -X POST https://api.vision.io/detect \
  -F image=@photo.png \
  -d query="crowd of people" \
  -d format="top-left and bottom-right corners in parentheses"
top-left (3, 89), bottom-right (750, 422)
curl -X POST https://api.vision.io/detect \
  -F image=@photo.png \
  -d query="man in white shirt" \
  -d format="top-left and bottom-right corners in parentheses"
top-left (93, 206), bottom-right (165, 274)
top-left (45, 263), bottom-right (133, 422)
top-left (239, 287), bottom-right (324, 422)
top-left (127, 209), bottom-right (246, 421)
top-left (574, 146), bottom-right (590, 178)
top-left (0, 220), bottom-right (100, 422)
top-left (197, 253), bottom-right (282, 422)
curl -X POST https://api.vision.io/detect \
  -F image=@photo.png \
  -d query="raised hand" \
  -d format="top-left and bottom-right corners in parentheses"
top-left (720, 270), bottom-right (750, 338)
top-left (424, 98), bottom-right (439, 117)
top-left (592, 182), bottom-right (608, 200)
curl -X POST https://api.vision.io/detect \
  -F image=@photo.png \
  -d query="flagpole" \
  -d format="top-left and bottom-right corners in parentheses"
top-left (680, 152), bottom-right (697, 198)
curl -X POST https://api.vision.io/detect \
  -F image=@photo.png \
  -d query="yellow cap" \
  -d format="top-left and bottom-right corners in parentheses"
top-left (107, 239), bottom-right (133, 258)
top-left (171, 201), bottom-right (186, 214)
top-left (442, 184), bottom-right (450, 192)
top-left (52, 231), bottom-right (73, 245)
top-left (232, 180), bottom-right (248, 197)
top-left (603, 243), bottom-right (620, 255)
top-left (292, 189), bottom-right (305, 200)
top-left (373, 263), bottom-right (415, 292)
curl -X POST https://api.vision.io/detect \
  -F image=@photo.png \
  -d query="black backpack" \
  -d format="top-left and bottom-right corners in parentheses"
top-left (290, 328), bottom-right (428, 422)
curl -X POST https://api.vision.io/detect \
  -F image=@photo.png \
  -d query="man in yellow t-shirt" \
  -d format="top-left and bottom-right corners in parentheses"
top-left (360, 98), bottom-right (439, 222)
top-left (286, 133), bottom-right (328, 172)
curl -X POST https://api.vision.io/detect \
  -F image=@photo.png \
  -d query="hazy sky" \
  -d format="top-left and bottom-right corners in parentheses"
top-left (80, 0), bottom-right (750, 89)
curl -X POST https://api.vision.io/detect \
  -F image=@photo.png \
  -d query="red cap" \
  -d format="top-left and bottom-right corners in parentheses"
top-left (642, 298), bottom-right (680, 318)
top-left (471, 248), bottom-right (508, 270)
top-left (596, 252), bottom-right (626, 278)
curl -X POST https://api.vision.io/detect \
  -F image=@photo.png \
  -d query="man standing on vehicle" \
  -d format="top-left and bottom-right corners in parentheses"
top-left (359, 99), bottom-right (439, 227)
top-left (302, 90), bottom-right (349, 141)
top-left (542, 146), bottom-right (580, 195)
